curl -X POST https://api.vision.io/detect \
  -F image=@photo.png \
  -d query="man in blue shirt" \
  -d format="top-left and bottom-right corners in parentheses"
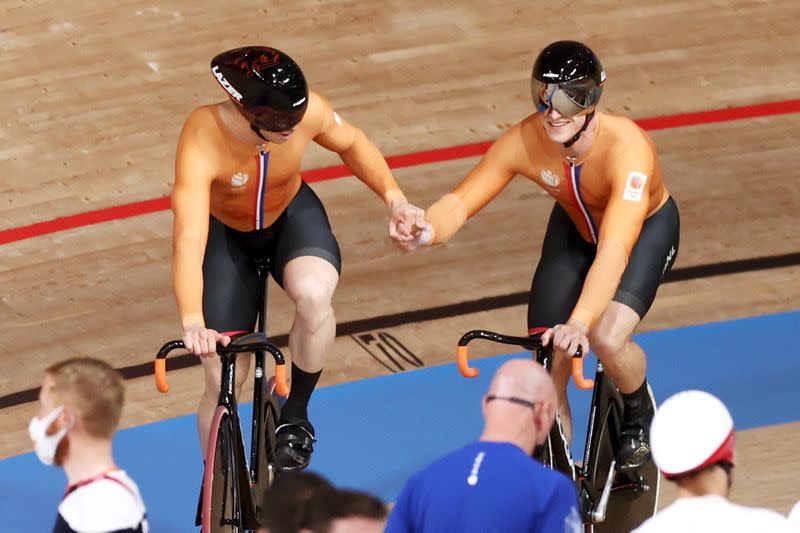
top-left (386, 358), bottom-right (581, 533)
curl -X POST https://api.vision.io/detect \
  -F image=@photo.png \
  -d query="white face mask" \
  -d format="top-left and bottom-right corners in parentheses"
top-left (28, 406), bottom-right (72, 466)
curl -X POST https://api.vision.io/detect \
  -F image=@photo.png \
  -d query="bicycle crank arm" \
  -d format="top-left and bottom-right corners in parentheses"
top-left (591, 460), bottom-right (617, 524)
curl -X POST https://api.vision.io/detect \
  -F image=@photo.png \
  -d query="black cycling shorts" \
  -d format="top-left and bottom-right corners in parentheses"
top-left (527, 197), bottom-right (679, 329)
top-left (202, 182), bottom-right (341, 332)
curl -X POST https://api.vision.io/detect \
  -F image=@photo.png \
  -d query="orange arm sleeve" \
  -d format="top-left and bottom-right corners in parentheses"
top-left (425, 131), bottom-right (519, 244)
top-left (570, 169), bottom-right (652, 327)
top-left (312, 94), bottom-right (405, 208)
top-left (171, 118), bottom-right (214, 328)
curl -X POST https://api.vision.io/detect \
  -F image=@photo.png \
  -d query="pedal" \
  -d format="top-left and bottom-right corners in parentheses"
top-left (633, 472), bottom-right (650, 494)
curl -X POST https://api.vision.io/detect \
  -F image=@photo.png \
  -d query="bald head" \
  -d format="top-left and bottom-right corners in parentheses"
top-left (481, 359), bottom-right (557, 453)
top-left (487, 359), bottom-right (556, 403)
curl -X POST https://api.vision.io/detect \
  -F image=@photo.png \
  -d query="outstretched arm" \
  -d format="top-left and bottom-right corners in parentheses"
top-left (312, 93), bottom-right (406, 207)
top-left (423, 128), bottom-right (520, 245)
top-left (311, 93), bottom-right (424, 243)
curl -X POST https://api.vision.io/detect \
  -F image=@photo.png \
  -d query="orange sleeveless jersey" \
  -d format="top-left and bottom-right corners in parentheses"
top-left (426, 112), bottom-right (670, 327)
top-left (172, 92), bottom-right (406, 327)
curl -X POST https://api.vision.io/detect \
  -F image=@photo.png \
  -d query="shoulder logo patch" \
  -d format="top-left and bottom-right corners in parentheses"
top-left (623, 171), bottom-right (648, 202)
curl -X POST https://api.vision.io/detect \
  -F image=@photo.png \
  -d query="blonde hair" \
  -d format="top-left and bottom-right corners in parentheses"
top-left (45, 357), bottom-right (125, 439)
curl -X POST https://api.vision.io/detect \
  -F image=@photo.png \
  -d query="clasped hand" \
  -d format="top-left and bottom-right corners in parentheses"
top-left (388, 200), bottom-right (433, 252)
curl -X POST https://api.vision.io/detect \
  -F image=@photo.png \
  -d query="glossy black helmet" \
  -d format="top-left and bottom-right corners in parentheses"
top-left (531, 41), bottom-right (605, 117)
top-left (211, 46), bottom-right (309, 132)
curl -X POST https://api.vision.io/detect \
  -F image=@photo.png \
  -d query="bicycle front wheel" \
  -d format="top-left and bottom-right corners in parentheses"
top-left (202, 407), bottom-right (241, 533)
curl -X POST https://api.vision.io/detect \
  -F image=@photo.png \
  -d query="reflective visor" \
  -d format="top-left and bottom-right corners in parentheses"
top-left (531, 76), bottom-right (602, 117)
top-left (241, 101), bottom-right (308, 133)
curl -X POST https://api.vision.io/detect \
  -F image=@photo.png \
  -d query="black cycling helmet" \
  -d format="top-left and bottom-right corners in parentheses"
top-left (531, 41), bottom-right (605, 147)
top-left (211, 46), bottom-right (309, 136)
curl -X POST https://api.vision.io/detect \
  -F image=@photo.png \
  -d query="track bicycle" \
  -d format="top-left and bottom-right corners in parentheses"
top-left (155, 259), bottom-right (289, 532)
top-left (457, 329), bottom-right (659, 532)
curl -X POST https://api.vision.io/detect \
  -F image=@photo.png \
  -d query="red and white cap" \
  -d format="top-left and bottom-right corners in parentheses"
top-left (650, 390), bottom-right (735, 479)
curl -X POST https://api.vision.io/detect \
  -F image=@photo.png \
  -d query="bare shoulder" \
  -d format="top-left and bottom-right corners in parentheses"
top-left (597, 112), bottom-right (657, 168)
top-left (502, 113), bottom-right (545, 156)
top-left (298, 90), bottom-right (330, 133)
top-left (495, 116), bottom-right (531, 149)
top-left (305, 90), bottom-right (325, 112)
top-left (178, 104), bottom-right (223, 148)
top-left (182, 104), bottom-right (217, 130)
top-left (599, 112), bottom-right (652, 146)
top-left (306, 90), bottom-right (332, 120)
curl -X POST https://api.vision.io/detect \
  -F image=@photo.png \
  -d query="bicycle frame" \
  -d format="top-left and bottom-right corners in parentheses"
top-left (574, 358), bottom-right (624, 525)
top-left (248, 260), bottom-right (270, 488)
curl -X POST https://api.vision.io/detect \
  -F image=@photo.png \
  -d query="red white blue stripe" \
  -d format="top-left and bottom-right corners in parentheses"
top-left (564, 161), bottom-right (598, 243)
top-left (254, 150), bottom-right (269, 230)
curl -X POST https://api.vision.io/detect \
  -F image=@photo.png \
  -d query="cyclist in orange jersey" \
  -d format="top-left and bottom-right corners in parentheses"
top-left (398, 41), bottom-right (680, 471)
top-left (173, 46), bottom-right (425, 472)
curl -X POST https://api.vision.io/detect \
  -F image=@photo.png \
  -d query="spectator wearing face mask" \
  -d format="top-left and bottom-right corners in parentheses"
top-left (28, 357), bottom-right (149, 533)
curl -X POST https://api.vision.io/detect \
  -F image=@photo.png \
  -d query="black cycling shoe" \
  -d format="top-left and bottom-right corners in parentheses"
top-left (616, 380), bottom-right (655, 471)
top-left (274, 418), bottom-right (316, 472)
top-left (616, 427), bottom-right (652, 471)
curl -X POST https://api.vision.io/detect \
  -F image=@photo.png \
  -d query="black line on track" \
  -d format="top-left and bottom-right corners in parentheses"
top-left (2, 252), bottom-right (798, 410)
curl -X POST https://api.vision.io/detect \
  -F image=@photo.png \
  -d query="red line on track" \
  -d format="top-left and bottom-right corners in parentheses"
top-left (1, 198), bottom-right (171, 245)
top-left (3, 99), bottom-right (799, 246)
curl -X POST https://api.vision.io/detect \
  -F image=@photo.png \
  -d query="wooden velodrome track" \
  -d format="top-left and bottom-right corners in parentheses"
top-left (2, 0), bottom-right (799, 516)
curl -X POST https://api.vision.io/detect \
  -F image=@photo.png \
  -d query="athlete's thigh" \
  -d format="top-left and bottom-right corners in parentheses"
top-left (528, 203), bottom-right (596, 330)
top-left (613, 196), bottom-right (680, 319)
top-left (270, 182), bottom-right (342, 288)
top-left (202, 216), bottom-right (261, 332)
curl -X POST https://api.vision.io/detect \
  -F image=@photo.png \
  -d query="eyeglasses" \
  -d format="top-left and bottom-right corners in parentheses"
top-left (486, 395), bottom-right (536, 409)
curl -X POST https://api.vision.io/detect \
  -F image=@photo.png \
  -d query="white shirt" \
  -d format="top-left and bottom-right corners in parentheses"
top-left (633, 495), bottom-right (796, 533)
top-left (57, 470), bottom-right (149, 533)
top-left (789, 501), bottom-right (800, 527)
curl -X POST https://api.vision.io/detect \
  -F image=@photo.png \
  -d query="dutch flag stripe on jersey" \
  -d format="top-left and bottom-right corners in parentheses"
top-left (564, 161), bottom-right (598, 243)
top-left (254, 150), bottom-right (269, 230)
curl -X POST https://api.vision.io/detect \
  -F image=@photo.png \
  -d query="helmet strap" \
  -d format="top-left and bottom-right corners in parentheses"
top-left (563, 110), bottom-right (594, 148)
top-left (250, 123), bottom-right (269, 142)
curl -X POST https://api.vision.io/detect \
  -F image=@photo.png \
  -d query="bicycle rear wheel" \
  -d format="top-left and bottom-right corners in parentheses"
top-left (202, 407), bottom-right (241, 533)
